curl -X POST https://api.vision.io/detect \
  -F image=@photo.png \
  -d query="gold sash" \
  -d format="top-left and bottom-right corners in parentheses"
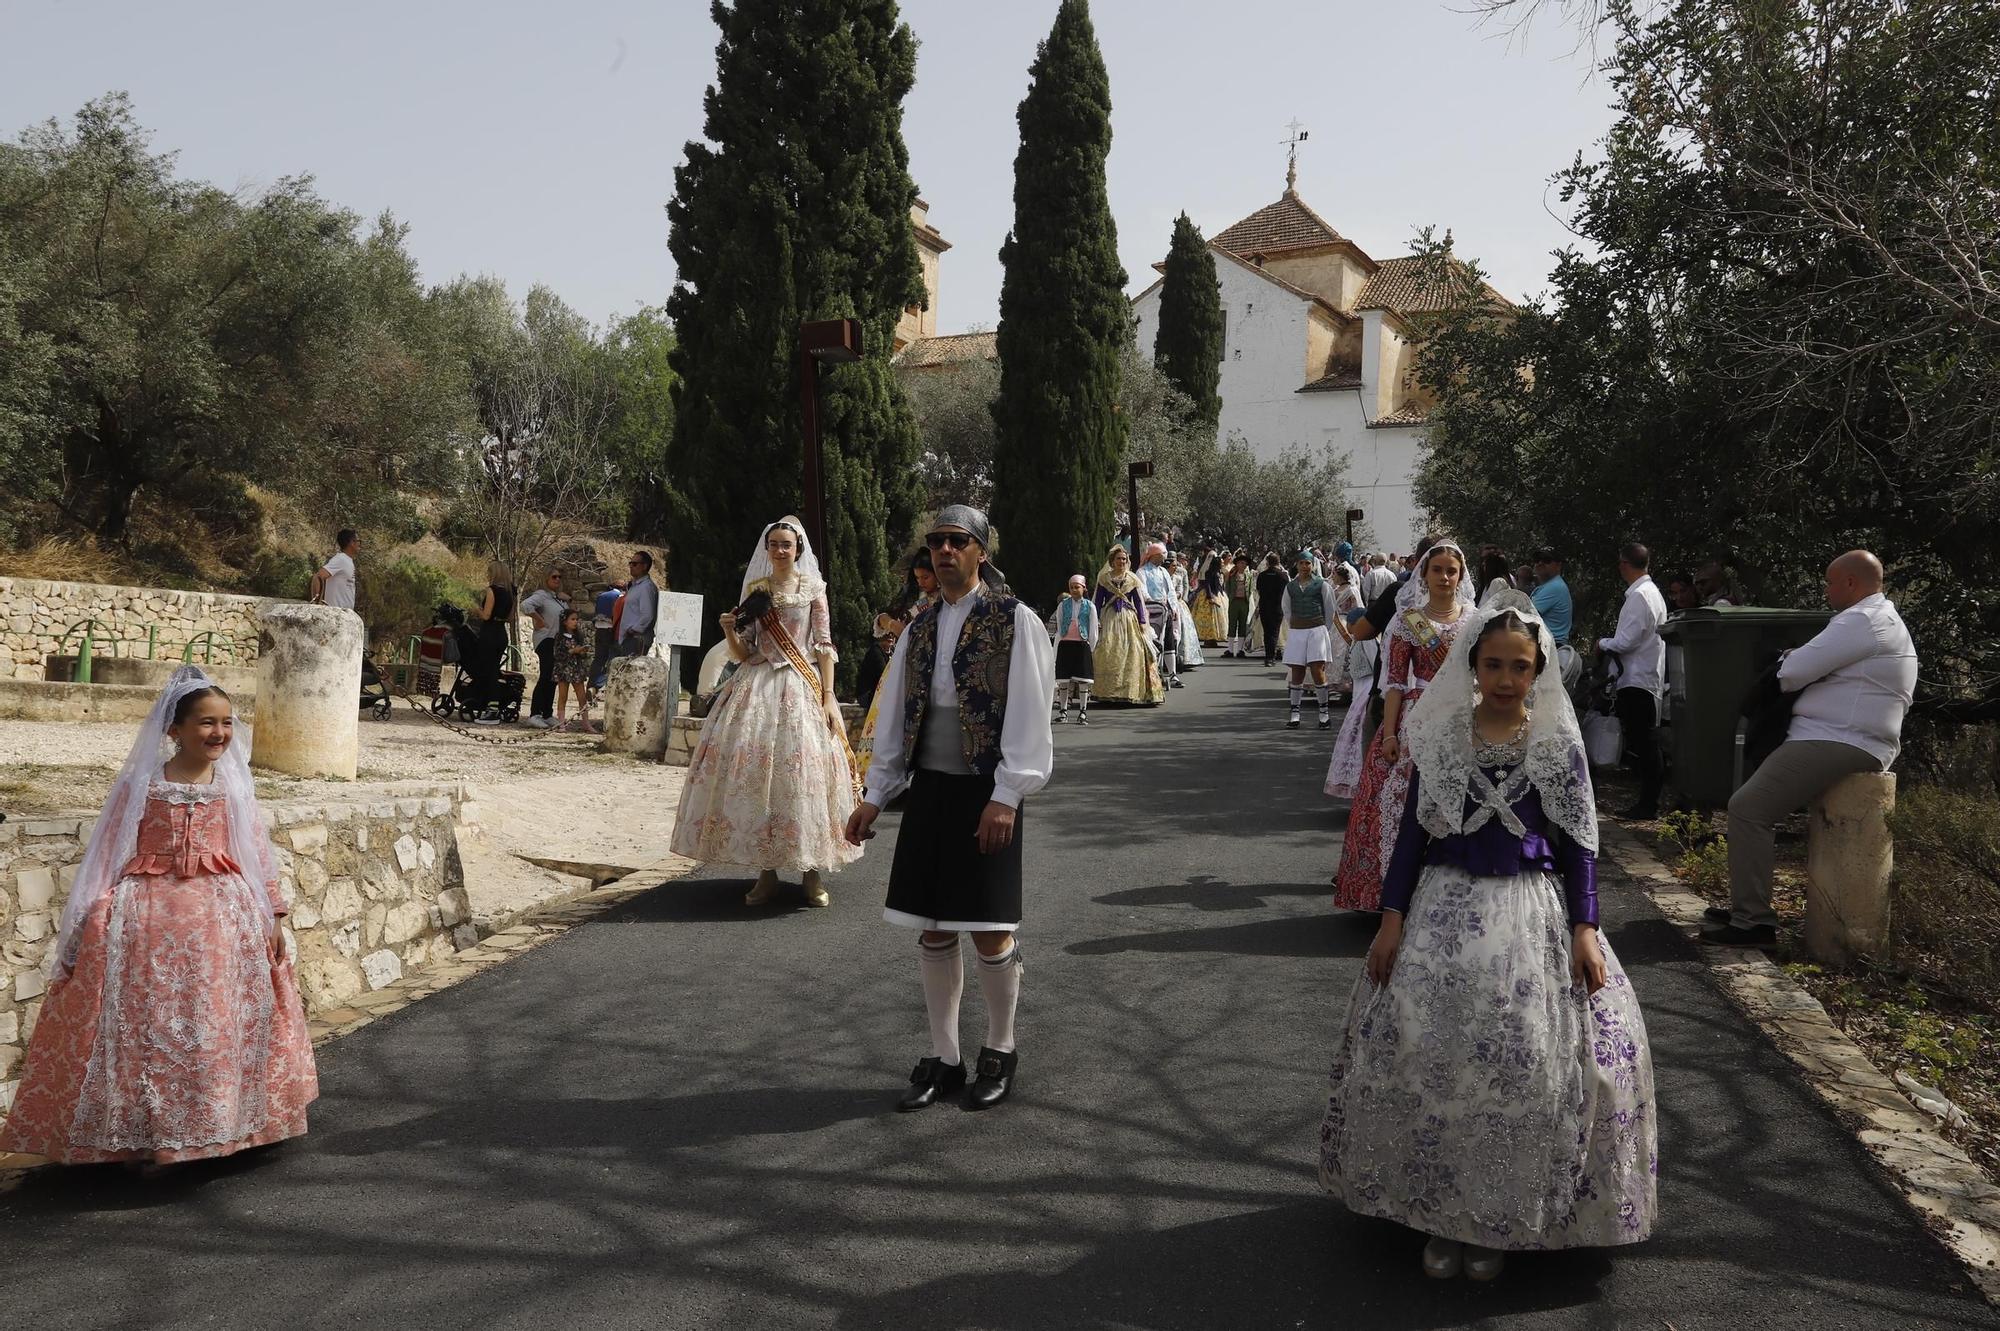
top-left (761, 610), bottom-right (863, 798)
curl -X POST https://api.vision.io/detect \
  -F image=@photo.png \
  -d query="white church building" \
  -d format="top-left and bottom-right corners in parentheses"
top-left (1131, 185), bottom-right (1506, 550)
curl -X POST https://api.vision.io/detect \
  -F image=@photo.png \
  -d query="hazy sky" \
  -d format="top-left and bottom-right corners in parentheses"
top-left (2, 0), bottom-right (1615, 332)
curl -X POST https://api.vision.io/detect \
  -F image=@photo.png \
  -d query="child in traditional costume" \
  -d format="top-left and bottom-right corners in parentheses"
top-left (1281, 553), bottom-right (1338, 731)
top-left (1332, 541), bottom-right (1473, 911)
top-left (1091, 545), bottom-right (1164, 706)
top-left (1319, 600), bottom-right (1657, 1281)
top-left (0, 667), bottom-right (318, 1169)
top-left (1047, 574), bottom-right (1101, 725)
top-left (1224, 554), bottom-right (1253, 657)
top-left (670, 516), bottom-right (862, 909)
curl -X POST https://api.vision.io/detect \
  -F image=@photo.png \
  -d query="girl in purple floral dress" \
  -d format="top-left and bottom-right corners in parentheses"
top-left (1318, 600), bottom-right (1657, 1282)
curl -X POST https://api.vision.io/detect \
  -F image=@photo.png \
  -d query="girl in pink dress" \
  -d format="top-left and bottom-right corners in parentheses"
top-left (1, 667), bottom-right (318, 1168)
top-left (1332, 542), bottom-right (1472, 912)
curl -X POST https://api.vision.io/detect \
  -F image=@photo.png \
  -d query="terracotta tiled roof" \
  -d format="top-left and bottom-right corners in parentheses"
top-left (1299, 371), bottom-right (1364, 393)
top-left (1212, 191), bottom-right (1349, 257)
top-left (893, 331), bottom-right (997, 369)
top-left (1368, 405), bottom-right (1431, 429)
top-left (1355, 256), bottom-right (1511, 316)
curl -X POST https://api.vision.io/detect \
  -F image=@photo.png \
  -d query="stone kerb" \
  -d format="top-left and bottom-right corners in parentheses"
top-left (253, 602), bottom-right (363, 780)
top-left (0, 784), bottom-right (472, 1129)
top-left (0, 576), bottom-right (264, 683)
top-left (1805, 771), bottom-right (1898, 967)
top-left (602, 655), bottom-right (673, 759)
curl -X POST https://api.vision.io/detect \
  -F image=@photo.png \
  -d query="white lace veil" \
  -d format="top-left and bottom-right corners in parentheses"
top-left (1394, 539), bottom-right (1476, 620)
top-left (739, 515), bottom-right (826, 604)
top-left (51, 664), bottom-right (278, 977)
top-left (1404, 595), bottom-right (1599, 854)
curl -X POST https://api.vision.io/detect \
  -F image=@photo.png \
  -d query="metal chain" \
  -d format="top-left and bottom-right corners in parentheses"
top-left (386, 692), bottom-right (560, 746)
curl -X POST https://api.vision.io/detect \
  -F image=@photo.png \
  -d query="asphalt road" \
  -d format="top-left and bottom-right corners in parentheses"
top-left (5, 659), bottom-right (1995, 1330)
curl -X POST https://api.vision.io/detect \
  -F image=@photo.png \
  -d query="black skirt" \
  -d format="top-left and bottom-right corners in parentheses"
top-left (884, 770), bottom-right (1025, 929)
top-left (1054, 639), bottom-right (1095, 681)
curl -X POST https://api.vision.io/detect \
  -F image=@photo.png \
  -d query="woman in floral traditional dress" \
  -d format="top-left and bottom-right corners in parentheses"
top-left (1091, 544), bottom-right (1164, 705)
top-left (1319, 602), bottom-right (1657, 1281)
top-left (1331, 541), bottom-right (1472, 911)
top-left (670, 517), bottom-right (862, 908)
top-left (0, 666), bottom-right (318, 1170)
top-left (1191, 557), bottom-right (1229, 646)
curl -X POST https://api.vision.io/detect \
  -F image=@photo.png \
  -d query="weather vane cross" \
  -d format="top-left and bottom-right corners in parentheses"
top-left (1282, 119), bottom-right (1309, 191)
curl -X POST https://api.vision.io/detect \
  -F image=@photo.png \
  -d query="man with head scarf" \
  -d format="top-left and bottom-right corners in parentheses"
top-left (845, 505), bottom-right (1056, 1113)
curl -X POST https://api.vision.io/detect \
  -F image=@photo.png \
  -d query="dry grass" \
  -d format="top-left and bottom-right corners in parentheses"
top-left (0, 536), bottom-right (128, 584)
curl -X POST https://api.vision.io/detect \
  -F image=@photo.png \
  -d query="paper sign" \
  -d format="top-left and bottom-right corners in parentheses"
top-left (656, 591), bottom-right (705, 648)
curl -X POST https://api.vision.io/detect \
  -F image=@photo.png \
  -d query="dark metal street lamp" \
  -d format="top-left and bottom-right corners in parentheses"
top-left (799, 318), bottom-right (864, 563)
top-left (1128, 460), bottom-right (1154, 550)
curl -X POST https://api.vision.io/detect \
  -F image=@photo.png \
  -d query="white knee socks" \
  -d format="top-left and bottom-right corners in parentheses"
top-left (919, 935), bottom-right (963, 1066)
top-left (1053, 679), bottom-right (1072, 717)
top-left (975, 941), bottom-right (1022, 1054)
top-left (1288, 684), bottom-right (1304, 713)
top-left (1074, 682), bottom-right (1091, 716)
top-left (1316, 684), bottom-right (1331, 715)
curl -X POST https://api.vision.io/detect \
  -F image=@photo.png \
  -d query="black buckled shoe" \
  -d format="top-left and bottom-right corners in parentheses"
top-left (897, 1057), bottom-right (966, 1112)
top-left (963, 1046), bottom-right (1018, 1111)
top-left (1701, 905), bottom-right (1731, 926)
top-left (1699, 922), bottom-right (1777, 948)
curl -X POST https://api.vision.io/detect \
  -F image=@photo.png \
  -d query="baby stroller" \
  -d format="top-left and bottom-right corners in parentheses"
top-left (426, 603), bottom-right (525, 723)
top-left (359, 658), bottom-right (393, 720)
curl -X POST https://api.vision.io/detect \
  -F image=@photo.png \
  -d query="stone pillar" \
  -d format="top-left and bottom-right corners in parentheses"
top-left (602, 655), bottom-right (673, 760)
top-left (252, 603), bottom-right (364, 780)
top-left (1805, 771), bottom-right (1897, 966)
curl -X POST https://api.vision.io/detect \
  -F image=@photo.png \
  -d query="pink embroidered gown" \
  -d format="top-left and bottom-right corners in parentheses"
top-left (1331, 611), bottom-right (1467, 912)
top-left (669, 580), bottom-right (863, 873)
top-left (0, 779), bottom-right (318, 1165)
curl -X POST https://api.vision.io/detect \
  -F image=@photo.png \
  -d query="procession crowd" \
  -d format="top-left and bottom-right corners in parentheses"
top-left (0, 502), bottom-right (1919, 1291)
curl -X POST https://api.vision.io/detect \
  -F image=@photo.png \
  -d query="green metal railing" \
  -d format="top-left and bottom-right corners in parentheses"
top-left (55, 617), bottom-right (118, 684)
top-left (50, 618), bottom-right (251, 681)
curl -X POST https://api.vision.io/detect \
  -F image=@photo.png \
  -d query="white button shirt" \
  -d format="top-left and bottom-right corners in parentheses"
top-left (1779, 593), bottom-right (1917, 766)
top-left (862, 585), bottom-right (1056, 811)
top-left (1598, 574), bottom-right (1668, 696)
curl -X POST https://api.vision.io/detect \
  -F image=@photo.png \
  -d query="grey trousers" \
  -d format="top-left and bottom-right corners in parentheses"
top-left (1726, 739), bottom-right (1881, 929)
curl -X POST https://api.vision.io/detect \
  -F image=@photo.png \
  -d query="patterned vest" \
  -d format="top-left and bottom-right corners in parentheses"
top-left (900, 590), bottom-right (1019, 779)
top-left (1289, 576), bottom-right (1329, 626)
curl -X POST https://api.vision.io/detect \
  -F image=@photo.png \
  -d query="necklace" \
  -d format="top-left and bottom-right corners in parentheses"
top-left (1472, 709), bottom-right (1532, 766)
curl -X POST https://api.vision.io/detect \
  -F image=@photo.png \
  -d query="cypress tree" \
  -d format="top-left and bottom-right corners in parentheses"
top-left (990, 0), bottom-right (1128, 608)
top-left (1152, 212), bottom-right (1223, 436)
top-left (664, 0), bottom-right (926, 691)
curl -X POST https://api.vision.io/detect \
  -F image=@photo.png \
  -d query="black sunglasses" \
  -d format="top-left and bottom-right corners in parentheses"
top-left (924, 531), bottom-right (974, 550)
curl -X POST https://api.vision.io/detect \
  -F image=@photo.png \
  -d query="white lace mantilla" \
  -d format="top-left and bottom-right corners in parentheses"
top-left (1406, 606), bottom-right (1599, 854)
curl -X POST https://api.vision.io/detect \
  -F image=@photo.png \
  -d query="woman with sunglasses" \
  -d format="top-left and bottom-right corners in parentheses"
top-left (669, 517), bottom-right (862, 908)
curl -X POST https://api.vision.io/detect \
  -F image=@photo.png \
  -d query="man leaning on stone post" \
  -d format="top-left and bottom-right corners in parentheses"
top-left (1701, 551), bottom-right (1918, 948)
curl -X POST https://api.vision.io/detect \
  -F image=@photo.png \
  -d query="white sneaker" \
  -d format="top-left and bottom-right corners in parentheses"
top-left (525, 715), bottom-right (553, 729)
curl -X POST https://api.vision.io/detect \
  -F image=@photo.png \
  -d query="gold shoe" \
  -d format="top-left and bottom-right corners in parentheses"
top-left (1464, 1244), bottom-right (1505, 1282)
top-left (745, 871), bottom-right (781, 906)
top-left (802, 870), bottom-right (830, 908)
top-left (1421, 1237), bottom-right (1463, 1280)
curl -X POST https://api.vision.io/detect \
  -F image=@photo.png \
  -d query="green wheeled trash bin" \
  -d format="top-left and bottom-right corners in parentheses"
top-left (1659, 607), bottom-right (1830, 809)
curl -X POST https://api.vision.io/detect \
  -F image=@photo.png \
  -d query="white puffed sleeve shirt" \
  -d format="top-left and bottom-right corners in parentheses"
top-left (863, 586), bottom-right (1056, 811)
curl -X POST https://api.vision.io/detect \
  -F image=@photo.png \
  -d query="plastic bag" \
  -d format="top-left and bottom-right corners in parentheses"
top-left (1583, 711), bottom-right (1624, 768)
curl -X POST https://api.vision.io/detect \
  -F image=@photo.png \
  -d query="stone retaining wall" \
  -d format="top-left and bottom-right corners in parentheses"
top-left (0, 784), bottom-right (474, 1127)
top-left (0, 577), bottom-right (266, 682)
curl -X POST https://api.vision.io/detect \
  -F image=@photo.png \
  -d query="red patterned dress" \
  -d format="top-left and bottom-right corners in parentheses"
top-left (1331, 608), bottom-right (1467, 911)
top-left (0, 779), bottom-right (318, 1165)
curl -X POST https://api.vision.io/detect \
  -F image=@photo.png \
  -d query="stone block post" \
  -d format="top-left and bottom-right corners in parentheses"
top-left (252, 603), bottom-right (364, 780)
top-left (602, 655), bottom-right (673, 760)
top-left (1805, 771), bottom-right (1897, 966)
